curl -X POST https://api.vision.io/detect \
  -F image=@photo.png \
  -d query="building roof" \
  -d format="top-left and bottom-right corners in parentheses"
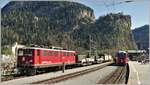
top-left (127, 50), bottom-right (146, 53)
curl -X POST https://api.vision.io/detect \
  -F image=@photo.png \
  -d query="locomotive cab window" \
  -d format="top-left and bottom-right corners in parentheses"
top-left (18, 49), bottom-right (33, 56)
top-left (18, 49), bottom-right (23, 56)
top-left (117, 53), bottom-right (126, 57)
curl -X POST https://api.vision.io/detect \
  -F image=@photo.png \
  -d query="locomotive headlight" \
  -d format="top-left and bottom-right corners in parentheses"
top-left (22, 57), bottom-right (25, 61)
top-left (29, 60), bottom-right (33, 63)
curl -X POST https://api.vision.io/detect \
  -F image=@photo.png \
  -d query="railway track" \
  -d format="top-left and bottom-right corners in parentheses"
top-left (1, 67), bottom-right (62, 81)
top-left (1, 74), bottom-right (26, 81)
top-left (1, 66), bottom-right (70, 82)
top-left (97, 65), bottom-right (127, 84)
top-left (31, 62), bottom-right (113, 84)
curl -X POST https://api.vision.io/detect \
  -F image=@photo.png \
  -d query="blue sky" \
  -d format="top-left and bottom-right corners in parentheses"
top-left (77, 0), bottom-right (149, 29)
top-left (0, 0), bottom-right (149, 29)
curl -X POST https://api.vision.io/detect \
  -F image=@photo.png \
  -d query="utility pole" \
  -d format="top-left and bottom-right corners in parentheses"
top-left (89, 35), bottom-right (94, 57)
top-left (89, 35), bottom-right (97, 57)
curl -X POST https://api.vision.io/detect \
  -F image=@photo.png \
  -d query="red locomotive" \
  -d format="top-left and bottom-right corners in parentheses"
top-left (17, 47), bottom-right (76, 75)
top-left (115, 51), bottom-right (128, 65)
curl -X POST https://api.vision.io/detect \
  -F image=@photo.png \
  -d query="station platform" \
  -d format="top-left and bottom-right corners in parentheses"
top-left (128, 61), bottom-right (150, 85)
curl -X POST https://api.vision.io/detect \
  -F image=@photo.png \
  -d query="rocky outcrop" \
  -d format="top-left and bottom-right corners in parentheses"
top-left (2, 1), bottom-right (137, 54)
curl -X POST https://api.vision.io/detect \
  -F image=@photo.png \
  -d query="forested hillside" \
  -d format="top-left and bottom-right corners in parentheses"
top-left (2, 1), bottom-right (137, 54)
top-left (132, 25), bottom-right (149, 50)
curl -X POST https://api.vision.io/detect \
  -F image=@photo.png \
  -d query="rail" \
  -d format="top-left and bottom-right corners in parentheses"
top-left (31, 62), bottom-right (113, 84)
top-left (97, 65), bottom-right (126, 84)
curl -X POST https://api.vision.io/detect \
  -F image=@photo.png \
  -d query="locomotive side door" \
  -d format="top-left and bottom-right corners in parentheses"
top-left (36, 50), bottom-right (41, 64)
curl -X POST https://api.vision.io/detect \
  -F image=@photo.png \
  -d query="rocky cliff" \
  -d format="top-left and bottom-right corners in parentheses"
top-left (2, 1), bottom-right (137, 54)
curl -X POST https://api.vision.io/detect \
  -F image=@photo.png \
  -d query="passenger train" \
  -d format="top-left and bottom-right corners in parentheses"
top-left (115, 51), bottom-right (129, 65)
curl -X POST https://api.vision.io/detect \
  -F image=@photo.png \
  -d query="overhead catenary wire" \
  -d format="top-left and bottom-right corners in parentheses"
top-left (103, 0), bottom-right (134, 13)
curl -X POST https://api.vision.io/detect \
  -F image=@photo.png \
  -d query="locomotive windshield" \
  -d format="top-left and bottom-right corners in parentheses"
top-left (117, 53), bottom-right (126, 57)
top-left (18, 49), bottom-right (34, 56)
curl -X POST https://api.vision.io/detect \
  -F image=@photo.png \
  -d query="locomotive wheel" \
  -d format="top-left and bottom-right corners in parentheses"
top-left (17, 69), bottom-right (25, 75)
top-left (27, 69), bottom-right (36, 76)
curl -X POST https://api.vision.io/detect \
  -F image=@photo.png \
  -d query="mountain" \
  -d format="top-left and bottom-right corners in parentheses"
top-left (1, 1), bottom-right (94, 49)
top-left (95, 13), bottom-right (137, 51)
top-left (73, 13), bottom-right (137, 53)
top-left (132, 25), bottom-right (149, 50)
top-left (1, 1), bottom-right (137, 54)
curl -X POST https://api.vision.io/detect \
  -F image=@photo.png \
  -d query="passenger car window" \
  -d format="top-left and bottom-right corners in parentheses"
top-left (54, 52), bottom-right (58, 56)
top-left (63, 52), bottom-right (67, 56)
top-left (48, 51), bottom-right (52, 56)
top-left (66, 53), bottom-right (68, 56)
top-left (43, 51), bottom-right (47, 56)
